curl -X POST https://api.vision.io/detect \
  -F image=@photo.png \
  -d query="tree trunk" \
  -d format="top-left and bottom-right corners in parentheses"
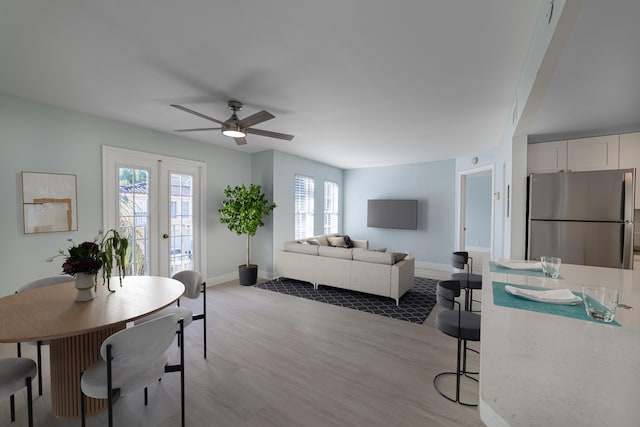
top-left (246, 234), bottom-right (251, 267)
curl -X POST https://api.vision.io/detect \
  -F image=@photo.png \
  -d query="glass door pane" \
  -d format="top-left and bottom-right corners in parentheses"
top-left (119, 167), bottom-right (150, 276)
top-left (169, 172), bottom-right (194, 276)
top-left (103, 146), bottom-right (205, 279)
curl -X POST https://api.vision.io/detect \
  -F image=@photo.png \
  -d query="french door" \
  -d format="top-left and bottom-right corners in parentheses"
top-left (102, 146), bottom-right (206, 277)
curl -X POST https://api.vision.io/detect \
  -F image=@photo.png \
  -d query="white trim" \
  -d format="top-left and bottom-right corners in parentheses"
top-left (456, 164), bottom-right (495, 257)
top-left (479, 398), bottom-right (511, 427)
top-left (102, 146), bottom-right (207, 278)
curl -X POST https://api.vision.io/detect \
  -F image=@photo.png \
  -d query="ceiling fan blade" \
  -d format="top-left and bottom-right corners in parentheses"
top-left (246, 127), bottom-right (295, 141)
top-left (170, 104), bottom-right (225, 125)
top-left (237, 110), bottom-right (275, 128)
top-left (234, 137), bottom-right (248, 145)
top-left (174, 127), bottom-right (222, 132)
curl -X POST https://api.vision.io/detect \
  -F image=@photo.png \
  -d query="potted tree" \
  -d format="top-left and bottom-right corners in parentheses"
top-left (219, 184), bottom-right (276, 286)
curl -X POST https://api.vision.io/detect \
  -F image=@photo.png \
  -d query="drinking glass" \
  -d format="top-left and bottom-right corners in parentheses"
top-left (541, 256), bottom-right (561, 278)
top-left (582, 285), bottom-right (619, 323)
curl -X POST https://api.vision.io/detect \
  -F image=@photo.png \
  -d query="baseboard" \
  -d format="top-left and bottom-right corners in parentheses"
top-left (415, 261), bottom-right (452, 272)
top-left (205, 271), bottom-right (239, 287)
top-left (205, 268), bottom-right (276, 287)
top-left (208, 263), bottom-right (449, 286)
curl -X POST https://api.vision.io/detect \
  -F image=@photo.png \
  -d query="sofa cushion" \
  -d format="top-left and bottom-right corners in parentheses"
top-left (312, 235), bottom-right (330, 246)
top-left (318, 246), bottom-right (353, 260)
top-left (284, 241), bottom-right (319, 255)
top-left (392, 252), bottom-right (408, 263)
top-left (352, 249), bottom-right (394, 265)
top-left (328, 236), bottom-right (346, 247)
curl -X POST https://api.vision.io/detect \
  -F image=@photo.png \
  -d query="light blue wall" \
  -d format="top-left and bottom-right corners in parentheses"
top-left (251, 150), bottom-right (276, 276)
top-left (465, 172), bottom-right (492, 248)
top-left (343, 160), bottom-right (456, 268)
top-left (271, 151), bottom-right (344, 266)
top-left (0, 94), bottom-right (252, 296)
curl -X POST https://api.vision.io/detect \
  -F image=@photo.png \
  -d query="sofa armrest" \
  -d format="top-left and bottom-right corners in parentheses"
top-left (390, 257), bottom-right (415, 300)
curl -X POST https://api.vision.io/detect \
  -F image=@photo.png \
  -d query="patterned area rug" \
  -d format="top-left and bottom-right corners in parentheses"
top-left (256, 277), bottom-right (439, 324)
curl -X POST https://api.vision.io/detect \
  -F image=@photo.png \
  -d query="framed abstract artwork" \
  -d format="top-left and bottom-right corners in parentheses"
top-left (22, 172), bottom-right (78, 234)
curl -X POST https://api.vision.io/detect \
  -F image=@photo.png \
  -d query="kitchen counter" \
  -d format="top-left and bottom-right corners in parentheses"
top-left (479, 262), bottom-right (640, 427)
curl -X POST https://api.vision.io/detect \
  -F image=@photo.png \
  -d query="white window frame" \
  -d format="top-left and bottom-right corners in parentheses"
top-left (294, 174), bottom-right (315, 239)
top-left (323, 180), bottom-right (339, 234)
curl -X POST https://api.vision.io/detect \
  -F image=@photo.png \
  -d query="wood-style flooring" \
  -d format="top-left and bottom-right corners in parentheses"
top-left (0, 270), bottom-right (483, 426)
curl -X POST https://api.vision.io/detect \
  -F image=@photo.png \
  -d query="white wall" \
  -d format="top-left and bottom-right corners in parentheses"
top-left (343, 160), bottom-right (456, 270)
top-left (0, 94), bottom-right (252, 296)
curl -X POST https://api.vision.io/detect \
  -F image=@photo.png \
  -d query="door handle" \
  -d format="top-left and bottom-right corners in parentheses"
top-left (162, 233), bottom-right (169, 239)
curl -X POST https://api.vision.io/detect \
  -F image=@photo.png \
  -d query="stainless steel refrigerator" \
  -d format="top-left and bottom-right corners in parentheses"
top-left (527, 169), bottom-right (635, 269)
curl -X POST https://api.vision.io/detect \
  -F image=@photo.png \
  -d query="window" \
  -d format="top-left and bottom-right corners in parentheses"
top-left (324, 180), bottom-right (339, 234)
top-left (294, 175), bottom-right (314, 239)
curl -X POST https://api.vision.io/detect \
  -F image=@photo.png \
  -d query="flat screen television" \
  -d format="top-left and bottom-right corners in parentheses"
top-left (367, 199), bottom-right (418, 230)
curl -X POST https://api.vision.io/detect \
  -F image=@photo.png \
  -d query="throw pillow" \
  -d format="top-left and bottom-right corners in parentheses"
top-left (371, 247), bottom-right (387, 252)
top-left (342, 235), bottom-right (354, 248)
top-left (328, 236), bottom-right (346, 247)
top-left (306, 239), bottom-right (321, 246)
top-left (392, 252), bottom-right (408, 263)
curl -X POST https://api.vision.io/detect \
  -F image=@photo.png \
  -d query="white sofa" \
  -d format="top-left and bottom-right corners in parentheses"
top-left (275, 234), bottom-right (415, 305)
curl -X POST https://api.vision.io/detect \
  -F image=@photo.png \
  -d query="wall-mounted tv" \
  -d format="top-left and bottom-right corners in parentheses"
top-left (367, 199), bottom-right (418, 230)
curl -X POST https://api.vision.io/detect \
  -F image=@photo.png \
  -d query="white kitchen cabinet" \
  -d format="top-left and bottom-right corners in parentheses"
top-left (567, 135), bottom-right (619, 171)
top-left (619, 132), bottom-right (640, 209)
top-left (527, 140), bottom-right (567, 174)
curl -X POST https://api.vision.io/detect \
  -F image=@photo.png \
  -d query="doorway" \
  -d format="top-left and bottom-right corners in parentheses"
top-left (457, 165), bottom-right (494, 273)
top-left (102, 146), bottom-right (206, 277)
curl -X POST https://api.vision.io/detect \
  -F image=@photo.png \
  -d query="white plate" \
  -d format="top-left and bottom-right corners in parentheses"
top-left (495, 259), bottom-right (542, 271)
top-left (504, 285), bottom-right (582, 305)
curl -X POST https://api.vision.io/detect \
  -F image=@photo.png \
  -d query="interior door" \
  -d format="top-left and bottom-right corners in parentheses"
top-left (103, 146), bottom-right (206, 277)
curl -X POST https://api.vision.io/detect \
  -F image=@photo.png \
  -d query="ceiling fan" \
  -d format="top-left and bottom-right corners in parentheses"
top-left (171, 100), bottom-right (294, 145)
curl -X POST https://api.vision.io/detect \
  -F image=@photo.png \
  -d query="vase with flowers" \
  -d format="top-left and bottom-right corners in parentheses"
top-left (48, 229), bottom-right (129, 301)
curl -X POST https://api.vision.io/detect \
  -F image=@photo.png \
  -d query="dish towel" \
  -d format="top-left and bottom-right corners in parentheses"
top-left (505, 285), bottom-right (582, 304)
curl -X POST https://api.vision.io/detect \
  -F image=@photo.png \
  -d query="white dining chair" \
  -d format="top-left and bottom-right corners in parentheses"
top-left (80, 313), bottom-right (186, 427)
top-left (0, 357), bottom-right (37, 427)
top-left (135, 270), bottom-right (207, 358)
top-left (173, 270), bottom-right (207, 358)
top-left (17, 275), bottom-right (72, 396)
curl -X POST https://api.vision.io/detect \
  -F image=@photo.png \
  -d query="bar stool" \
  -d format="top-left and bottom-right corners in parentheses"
top-left (450, 251), bottom-right (482, 312)
top-left (433, 280), bottom-right (481, 406)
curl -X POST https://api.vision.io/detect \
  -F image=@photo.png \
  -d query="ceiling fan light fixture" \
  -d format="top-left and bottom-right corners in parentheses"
top-left (222, 125), bottom-right (246, 138)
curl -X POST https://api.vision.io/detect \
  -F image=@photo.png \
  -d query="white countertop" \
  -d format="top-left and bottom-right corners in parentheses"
top-left (479, 261), bottom-right (640, 427)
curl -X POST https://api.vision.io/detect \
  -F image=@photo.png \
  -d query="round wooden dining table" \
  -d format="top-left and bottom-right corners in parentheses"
top-left (0, 276), bottom-right (184, 419)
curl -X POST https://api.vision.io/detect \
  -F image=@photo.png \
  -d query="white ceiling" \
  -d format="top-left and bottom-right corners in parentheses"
top-left (1, 1), bottom-right (637, 169)
top-left (528, 0), bottom-right (640, 142)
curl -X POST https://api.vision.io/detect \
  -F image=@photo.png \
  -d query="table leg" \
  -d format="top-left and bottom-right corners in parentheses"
top-left (49, 323), bottom-right (125, 419)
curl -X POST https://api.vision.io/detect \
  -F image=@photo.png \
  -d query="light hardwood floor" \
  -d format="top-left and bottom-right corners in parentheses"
top-left (0, 270), bottom-right (483, 427)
